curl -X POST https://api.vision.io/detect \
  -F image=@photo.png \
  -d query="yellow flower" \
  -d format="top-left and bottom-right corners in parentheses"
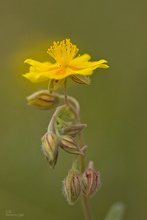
top-left (23, 39), bottom-right (109, 83)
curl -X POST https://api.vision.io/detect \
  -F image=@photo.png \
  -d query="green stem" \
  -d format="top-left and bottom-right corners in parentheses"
top-left (64, 78), bottom-right (69, 105)
top-left (81, 196), bottom-right (93, 220)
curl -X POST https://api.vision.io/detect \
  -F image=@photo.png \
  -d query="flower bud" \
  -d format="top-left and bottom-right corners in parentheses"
top-left (63, 168), bottom-right (82, 205)
top-left (27, 90), bottom-right (59, 110)
top-left (62, 124), bottom-right (87, 137)
top-left (41, 132), bottom-right (59, 169)
top-left (82, 161), bottom-right (101, 197)
top-left (60, 135), bottom-right (83, 155)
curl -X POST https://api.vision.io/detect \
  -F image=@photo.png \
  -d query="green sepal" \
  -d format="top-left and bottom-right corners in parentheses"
top-left (70, 75), bottom-right (91, 85)
top-left (49, 78), bottom-right (65, 92)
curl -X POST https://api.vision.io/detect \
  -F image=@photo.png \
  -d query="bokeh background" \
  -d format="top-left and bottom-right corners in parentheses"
top-left (1, 0), bottom-right (147, 219)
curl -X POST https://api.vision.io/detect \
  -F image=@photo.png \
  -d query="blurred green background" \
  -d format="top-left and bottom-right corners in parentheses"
top-left (1, 0), bottom-right (147, 219)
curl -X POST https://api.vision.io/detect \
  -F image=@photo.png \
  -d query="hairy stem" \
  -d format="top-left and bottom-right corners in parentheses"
top-left (82, 196), bottom-right (93, 220)
top-left (74, 104), bottom-right (93, 220)
top-left (61, 90), bottom-right (93, 220)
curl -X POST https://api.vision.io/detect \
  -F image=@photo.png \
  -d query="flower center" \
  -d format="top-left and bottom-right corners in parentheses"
top-left (47, 39), bottom-right (79, 67)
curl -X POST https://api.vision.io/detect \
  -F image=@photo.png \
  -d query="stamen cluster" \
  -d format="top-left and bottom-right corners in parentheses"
top-left (47, 39), bottom-right (79, 66)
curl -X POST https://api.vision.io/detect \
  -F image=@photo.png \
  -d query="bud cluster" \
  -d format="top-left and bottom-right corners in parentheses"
top-left (41, 105), bottom-right (86, 169)
top-left (26, 90), bottom-right (101, 207)
top-left (62, 161), bottom-right (101, 205)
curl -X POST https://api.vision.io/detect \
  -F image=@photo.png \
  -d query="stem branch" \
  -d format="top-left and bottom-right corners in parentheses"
top-left (47, 104), bottom-right (66, 132)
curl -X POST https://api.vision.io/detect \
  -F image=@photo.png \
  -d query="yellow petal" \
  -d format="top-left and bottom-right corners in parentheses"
top-left (23, 59), bottom-right (55, 83)
top-left (24, 59), bottom-right (52, 71)
top-left (71, 55), bottom-right (108, 69)
top-left (69, 67), bottom-right (93, 76)
top-left (69, 54), bottom-right (91, 68)
top-left (68, 55), bottom-right (109, 76)
top-left (46, 67), bottom-right (70, 80)
top-left (23, 72), bottom-right (51, 83)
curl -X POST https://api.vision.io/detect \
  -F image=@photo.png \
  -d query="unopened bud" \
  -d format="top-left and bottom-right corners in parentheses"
top-left (63, 168), bottom-right (82, 205)
top-left (27, 90), bottom-right (59, 110)
top-left (60, 135), bottom-right (83, 155)
top-left (41, 132), bottom-right (59, 169)
top-left (63, 124), bottom-right (87, 137)
top-left (82, 161), bottom-right (101, 197)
